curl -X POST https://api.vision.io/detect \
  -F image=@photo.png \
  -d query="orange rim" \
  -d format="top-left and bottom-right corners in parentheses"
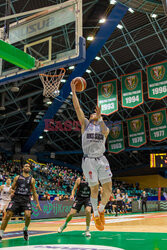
top-left (39, 68), bottom-right (66, 77)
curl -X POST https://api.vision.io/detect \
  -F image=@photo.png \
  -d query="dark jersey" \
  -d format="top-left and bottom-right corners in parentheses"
top-left (14, 175), bottom-right (32, 196)
top-left (76, 178), bottom-right (90, 199)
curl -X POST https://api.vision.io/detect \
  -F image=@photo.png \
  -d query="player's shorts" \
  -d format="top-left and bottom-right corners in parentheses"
top-left (72, 197), bottom-right (91, 213)
top-left (82, 155), bottom-right (112, 185)
top-left (0, 200), bottom-right (10, 211)
top-left (7, 195), bottom-right (32, 214)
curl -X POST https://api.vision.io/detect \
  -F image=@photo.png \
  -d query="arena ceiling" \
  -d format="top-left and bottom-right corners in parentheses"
top-left (0, 0), bottom-right (166, 173)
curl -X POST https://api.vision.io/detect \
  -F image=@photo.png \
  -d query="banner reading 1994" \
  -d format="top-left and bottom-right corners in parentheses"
top-left (146, 61), bottom-right (167, 100)
top-left (108, 122), bottom-right (125, 154)
top-left (97, 80), bottom-right (118, 115)
top-left (121, 71), bottom-right (143, 109)
top-left (127, 115), bottom-right (147, 148)
top-left (148, 109), bottom-right (167, 142)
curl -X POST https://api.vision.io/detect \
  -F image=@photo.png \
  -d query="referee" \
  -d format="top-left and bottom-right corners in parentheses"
top-left (115, 189), bottom-right (123, 216)
top-left (141, 191), bottom-right (148, 213)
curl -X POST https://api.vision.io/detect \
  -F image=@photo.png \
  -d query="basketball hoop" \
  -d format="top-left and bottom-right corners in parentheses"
top-left (39, 68), bottom-right (66, 98)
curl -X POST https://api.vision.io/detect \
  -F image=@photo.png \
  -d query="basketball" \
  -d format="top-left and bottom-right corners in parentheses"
top-left (72, 77), bottom-right (87, 92)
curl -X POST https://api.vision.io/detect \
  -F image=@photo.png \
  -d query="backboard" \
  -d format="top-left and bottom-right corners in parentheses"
top-left (0, 0), bottom-right (85, 86)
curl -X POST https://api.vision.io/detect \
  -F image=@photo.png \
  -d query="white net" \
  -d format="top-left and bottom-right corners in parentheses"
top-left (39, 68), bottom-right (66, 98)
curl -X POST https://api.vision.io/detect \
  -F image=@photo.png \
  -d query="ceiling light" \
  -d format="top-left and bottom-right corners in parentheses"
top-left (87, 36), bottom-right (94, 41)
top-left (95, 56), bottom-right (101, 61)
top-left (150, 13), bottom-right (158, 18)
top-left (99, 18), bottom-right (106, 24)
top-left (11, 86), bottom-right (19, 92)
top-left (69, 66), bottom-right (75, 70)
top-left (39, 136), bottom-right (43, 139)
top-left (34, 119), bottom-right (40, 122)
top-left (46, 101), bottom-right (52, 105)
top-left (128, 8), bottom-right (134, 13)
top-left (110, 0), bottom-right (117, 4)
top-left (70, 92), bottom-right (73, 95)
top-left (61, 79), bottom-right (66, 83)
top-left (44, 129), bottom-right (48, 132)
top-left (36, 115), bottom-right (42, 119)
top-left (39, 112), bottom-right (44, 115)
top-left (117, 24), bottom-right (123, 29)
top-left (0, 106), bottom-right (5, 111)
top-left (86, 69), bottom-right (91, 73)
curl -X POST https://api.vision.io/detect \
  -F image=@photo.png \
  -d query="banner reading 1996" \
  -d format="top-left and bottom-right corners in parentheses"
top-left (146, 61), bottom-right (167, 100)
top-left (121, 71), bottom-right (143, 109)
top-left (97, 80), bottom-right (118, 115)
top-left (108, 122), bottom-right (125, 154)
top-left (148, 109), bottom-right (167, 142)
top-left (127, 115), bottom-right (147, 148)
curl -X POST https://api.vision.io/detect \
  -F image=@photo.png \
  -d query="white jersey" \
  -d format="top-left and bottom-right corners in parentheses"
top-left (1, 185), bottom-right (11, 201)
top-left (82, 119), bottom-right (106, 157)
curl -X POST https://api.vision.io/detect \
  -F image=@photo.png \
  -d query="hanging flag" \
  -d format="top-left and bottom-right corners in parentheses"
top-left (97, 80), bottom-right (118, 115)
top-left (127, 115), bottom-right (147, 148)
top-left (108, 122), bottom-right (125, 154)
top-left (148, 109), bottom-right (167, 142)
top-left (146, 60), bottom-right (167, 100)
top-left (121, 71), bottom-right (143, 108)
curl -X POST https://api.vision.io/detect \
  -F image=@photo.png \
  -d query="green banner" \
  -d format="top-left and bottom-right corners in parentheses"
top-left (108, 122), bottom-right (125, 153)
top-left (97, 80), bottom-right (118, 115)
top-left (148, 109), bottom-right (167, 142)
top-left (121, 71), bottom-right (143, 108)
top-left (127, 115), bottom-right (147, 147)
top-left (147, 61), bottom-right (167, 100)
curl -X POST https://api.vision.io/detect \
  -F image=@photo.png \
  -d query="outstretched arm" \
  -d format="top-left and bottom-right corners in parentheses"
top-left (95, 105), bottom-right (109, 138)
top-left (70, 178), bottom-right (81, 200)
top-left (71, 81), bottom-right (86, 130)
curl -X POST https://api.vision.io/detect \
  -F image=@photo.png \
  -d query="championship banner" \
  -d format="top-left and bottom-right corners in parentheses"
top-left (148, 109), bottom-right (167, 142)
top-left (97, 80), bottom-right (118, 116)
top-left (127, 115), bottom-right (147, 148)
top-left (121, 71), bottom-right (143, 108)
top-left (146, 61), bottom-right (167, 100)
top-left (108, 122), bottom-right (125, 153)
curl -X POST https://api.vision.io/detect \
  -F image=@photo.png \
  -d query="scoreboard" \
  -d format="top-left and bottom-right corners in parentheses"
top-left (150, 153), bottom-right (167, 168)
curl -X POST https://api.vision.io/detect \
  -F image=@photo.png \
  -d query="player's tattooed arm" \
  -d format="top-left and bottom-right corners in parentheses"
top-left (70, 178), bottom-right (81, 200)
top-left (95, 105), bottom-right (109, 138)
top-left (71, 81), bottom-right (86, 131)
top-left (31, 178), bottom-right (42, 211)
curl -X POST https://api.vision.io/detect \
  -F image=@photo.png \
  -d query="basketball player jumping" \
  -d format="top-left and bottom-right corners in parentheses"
top-left (58, 175), bottom-right (91, 236)
top-left (0, 163), bottom-right (41, 241)
top-left (71, 81), bottom-right (112, 231)
top-left (0, 178), bottom-right (12, 218)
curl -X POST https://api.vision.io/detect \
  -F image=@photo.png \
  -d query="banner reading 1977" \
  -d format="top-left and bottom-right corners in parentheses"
top-left (146, 61), bottom-right (167, 100)
top-left (127, 115), bottom-right (147, 148)
top-left (108, 122), bottom-right (125, 154)
top-left (97, 80), bottom-right (118, 116)
top-left (121, 71), bottom-right (143, 109)
top-left (148, 109), bottom-right (167, 142)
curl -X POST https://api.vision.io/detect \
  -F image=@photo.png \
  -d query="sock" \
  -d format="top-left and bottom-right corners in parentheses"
top-left (24, 226), bottom-right (28, 231)
top-left (90, 197), bottom-right (99, 217)
top-left (99, 203), bottom-right (105, 213)
top-left (0, 230), bottom-right (4, 237)
top-left (86, 226), bottom-right (89, 231)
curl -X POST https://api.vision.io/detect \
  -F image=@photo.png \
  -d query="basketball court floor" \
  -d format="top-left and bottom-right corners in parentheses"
top-left (1, 212), bottom-right (167, 250)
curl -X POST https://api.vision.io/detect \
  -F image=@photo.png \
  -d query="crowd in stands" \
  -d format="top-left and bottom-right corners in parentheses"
top-left (0, 160), bottom-right (155, 203)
